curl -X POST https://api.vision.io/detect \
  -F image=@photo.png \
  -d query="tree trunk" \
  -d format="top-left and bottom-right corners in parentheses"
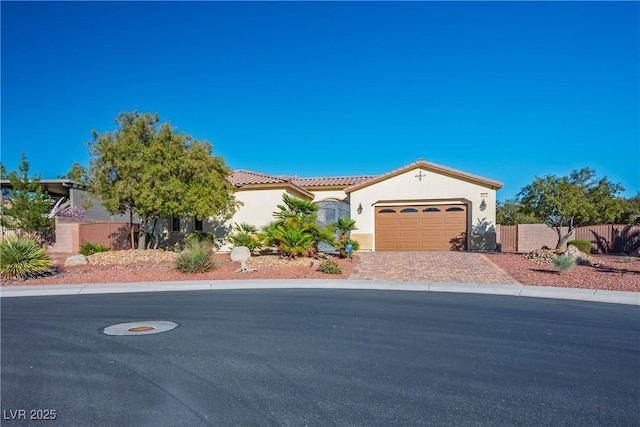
top-left (129, 206), bottom-right (135, 249)
top-left (556, 232), bottom-right (571, 249)
top-left (138, 214), bottom-right (147, 250)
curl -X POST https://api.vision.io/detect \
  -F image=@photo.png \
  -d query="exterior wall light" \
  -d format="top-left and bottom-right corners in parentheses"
top-left (479, 199), bottom-right (487, 211)
top-left (357, 203), bottom-right (363, 215)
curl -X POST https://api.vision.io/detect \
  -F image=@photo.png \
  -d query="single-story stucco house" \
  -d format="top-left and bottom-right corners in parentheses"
top-left (221, 159), bottom-right (503, 252)
top-left (2, 159), bottom-right (503, 252)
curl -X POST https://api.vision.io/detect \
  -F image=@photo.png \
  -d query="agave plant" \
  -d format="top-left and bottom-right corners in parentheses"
top-left (0, 236), bottom-right (53, 279)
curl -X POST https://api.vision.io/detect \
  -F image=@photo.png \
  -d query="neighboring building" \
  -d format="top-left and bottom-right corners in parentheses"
top-left (0, 179), bottom-right (131, 223)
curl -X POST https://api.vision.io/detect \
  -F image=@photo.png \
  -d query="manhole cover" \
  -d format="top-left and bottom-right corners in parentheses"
top-left (103, 321), bottom-right (178, 336)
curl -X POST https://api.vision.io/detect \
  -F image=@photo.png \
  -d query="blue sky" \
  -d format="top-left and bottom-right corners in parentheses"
top-left (1, 1), bottom-right (638, 201)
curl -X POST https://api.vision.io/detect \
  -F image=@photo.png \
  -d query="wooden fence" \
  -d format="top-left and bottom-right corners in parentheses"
top-left (497, 224), bottom-right (640, 254)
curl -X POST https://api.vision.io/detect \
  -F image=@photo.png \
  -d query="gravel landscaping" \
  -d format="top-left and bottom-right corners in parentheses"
top-left (1, 249), bottom-right (638, 292)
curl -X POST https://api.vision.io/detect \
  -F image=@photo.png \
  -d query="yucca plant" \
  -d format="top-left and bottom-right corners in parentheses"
top-left (174, 239), bottom-right (216, 273)
top-left (552, 254), bottom-right (576, 273)
top-left (0, 236), bottom-right (53, 280)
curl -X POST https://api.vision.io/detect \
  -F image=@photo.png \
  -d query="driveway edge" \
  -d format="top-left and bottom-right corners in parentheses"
top-left (1, 280), bottom-right (638, 305)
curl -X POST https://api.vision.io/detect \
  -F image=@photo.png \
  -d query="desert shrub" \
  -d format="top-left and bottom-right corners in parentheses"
top-left (229, 223), bottom-right (262, 253)
top-left (175, 239), bottom-right (216, 273)
top-left (0, 236), bottom-right (53, 279)
top-left (185, 231), bottom-right (215, 247)
top-left (567, 239), bottom-right (592, 254)
top-left (317, 260), bottom-right (342, 275)
top-left (335, 238), bottom-right (360, 258)
top-left (80, 242), bottom-right (109, 256)
top-left (552, 254), bottom-right (576, 273)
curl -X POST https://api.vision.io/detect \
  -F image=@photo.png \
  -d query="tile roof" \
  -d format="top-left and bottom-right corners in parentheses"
top-left (286, 175), bottom-right (378, 188)
top-left (228, 170), bottom-right (290, 186)
top-left (229, 170), bottom-right (377, 189)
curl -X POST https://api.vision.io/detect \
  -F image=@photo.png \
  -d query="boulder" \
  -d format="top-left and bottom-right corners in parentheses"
top-left (64, 254), bottom-right (89, 267)
top-left (565, 244), bottom-right (595, 266)
top-left (230, 246), bottom-right (256, 272)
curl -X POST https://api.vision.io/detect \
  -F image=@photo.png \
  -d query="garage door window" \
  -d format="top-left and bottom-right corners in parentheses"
top-left (400, 208), bottom-right (418, 213)
top-left (446, 207), bottom-right (464, 211)
top-left (423, 207), bottom-right (441, 212)
top-left (379, 208), bottom-right (396, 213)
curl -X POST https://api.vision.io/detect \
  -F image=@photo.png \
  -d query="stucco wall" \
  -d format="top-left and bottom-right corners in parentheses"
top-left (348, 167), bottom-right (498, 251)
top-left (309, 189), bottom-right (349, 203)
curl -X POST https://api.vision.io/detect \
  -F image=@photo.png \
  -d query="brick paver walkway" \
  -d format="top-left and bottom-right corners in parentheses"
top-left (349, 252), bottom-right (520, 284)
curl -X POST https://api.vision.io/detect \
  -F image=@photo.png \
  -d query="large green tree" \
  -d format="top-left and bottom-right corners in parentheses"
top-left (518, 168), bottom-right (624, 248)
top-left (496, 199), bottom-right (543, 225)
top-left (1, 154), bottom-right (54, 237)
top-left (87, 111), bottom-right (238, 249)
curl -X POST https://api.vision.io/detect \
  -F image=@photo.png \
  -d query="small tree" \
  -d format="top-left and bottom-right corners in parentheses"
top-left (496, 199), bottom-right (543, 225)
top-left (0, 154), bottom-right (53, 237)
top-left (518, 168), bottom-right (625, 248)
top-left (87, 111), bottom-right (238, 249)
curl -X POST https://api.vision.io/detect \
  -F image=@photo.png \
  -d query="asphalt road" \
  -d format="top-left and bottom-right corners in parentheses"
top-left (1, 289), bottom-right (638, 426)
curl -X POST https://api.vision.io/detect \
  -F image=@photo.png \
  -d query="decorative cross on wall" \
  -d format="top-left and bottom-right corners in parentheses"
top-left (415, 170), bottom-right (426, 181)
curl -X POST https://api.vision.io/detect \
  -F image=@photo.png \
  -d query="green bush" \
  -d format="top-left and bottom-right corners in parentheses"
top-left (80, 242), bottom-right (110, 256)
top-left (229, 223), bottom-right (262, 254)
top-left (175, 240), bottom-right (216, 273)
top-left (335, 238), bottom-right (360, 259)
top-left (0, 236), bottom-right (53, 280)
top-left (552, 254), bottom-right (576, 273)
top-left (317, 260), bottom-right (342, 275)
top-left (567, 239), bottom-right (592, 254)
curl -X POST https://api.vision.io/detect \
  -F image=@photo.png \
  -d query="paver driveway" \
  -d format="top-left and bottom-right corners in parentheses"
top-left (349, 251), bottom-right (520, 284)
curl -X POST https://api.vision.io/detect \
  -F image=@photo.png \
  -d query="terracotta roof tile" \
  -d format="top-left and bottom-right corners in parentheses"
top-left (228, 170), bottom-right (290, 186)
top-left (286, 176), bottom-right (378, 188)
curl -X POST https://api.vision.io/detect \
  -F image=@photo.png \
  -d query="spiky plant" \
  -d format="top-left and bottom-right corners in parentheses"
top-left (0, 236), bottom-right (53, 280)
top-left (174, 239), bottom-right (216, 273)
top-left (552, 254), bottom-right (576, 273)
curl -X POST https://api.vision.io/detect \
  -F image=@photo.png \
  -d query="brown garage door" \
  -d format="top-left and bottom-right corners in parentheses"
top-left (375, 204), bottom-right (467, 251)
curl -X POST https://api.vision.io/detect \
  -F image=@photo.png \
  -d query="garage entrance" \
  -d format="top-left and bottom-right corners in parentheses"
top-left (375, 204), bottom-right (467, 251)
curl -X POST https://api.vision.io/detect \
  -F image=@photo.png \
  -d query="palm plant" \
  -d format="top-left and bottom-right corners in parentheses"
top-left (332, 217), bottom-right (357, 240)
top-left (228, 222), bottom-right (262, 254)
top-left (273, 226), bottom-right (314, 258)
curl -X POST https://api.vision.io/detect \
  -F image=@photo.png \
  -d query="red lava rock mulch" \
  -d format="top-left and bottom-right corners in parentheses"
top-left (1, 253), bottom-right (358, 287)
top-left (484, 253), bottom-right (640, 292)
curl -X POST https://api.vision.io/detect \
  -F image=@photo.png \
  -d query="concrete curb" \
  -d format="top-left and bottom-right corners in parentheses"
top-left (1, 280), bottom-right (638, 305)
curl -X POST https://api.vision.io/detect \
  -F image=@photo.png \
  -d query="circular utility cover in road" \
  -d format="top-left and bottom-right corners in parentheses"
top-left (103, 321), bottom-right (178, 336)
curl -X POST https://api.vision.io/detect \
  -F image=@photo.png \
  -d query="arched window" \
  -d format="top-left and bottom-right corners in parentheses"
top-left (422, 207), bottom-right (441, 212)
top-left (378, 208), bottom-right (396, 213)
top-left (400, 208), bottom-right (418, 213)
top-left (446, 207), bottom-right (464, 212)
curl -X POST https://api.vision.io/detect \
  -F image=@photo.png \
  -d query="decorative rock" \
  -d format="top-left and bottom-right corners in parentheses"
top-left (565, 244), bottom-right (595, 266)
top-left (64, 254), bottom-right (89, 267)
top-left (230, 246), bottom-right (256, 273)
